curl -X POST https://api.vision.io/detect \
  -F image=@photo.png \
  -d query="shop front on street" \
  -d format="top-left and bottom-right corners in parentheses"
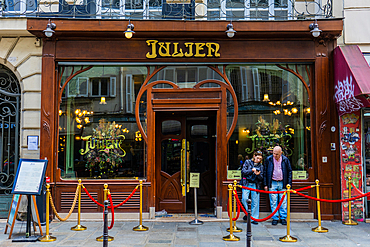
top-left (27, 18), bottom-right (343, 219)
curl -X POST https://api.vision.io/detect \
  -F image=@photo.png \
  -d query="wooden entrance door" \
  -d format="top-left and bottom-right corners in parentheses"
top-left (155, 111), bottom-right (216, 213)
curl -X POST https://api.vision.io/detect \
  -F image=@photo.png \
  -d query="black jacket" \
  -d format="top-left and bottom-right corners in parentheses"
top-left (263, 155), bottom-right (292, 189)
top-left (240, 159), bottom-right (264, 190)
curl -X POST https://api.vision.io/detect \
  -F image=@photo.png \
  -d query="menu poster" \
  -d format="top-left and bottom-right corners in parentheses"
top-left (11, 159), bottom-right (48, 195)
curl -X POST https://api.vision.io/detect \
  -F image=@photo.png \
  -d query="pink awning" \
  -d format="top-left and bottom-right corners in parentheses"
top-left (334, 45), bottom-right (370, 116)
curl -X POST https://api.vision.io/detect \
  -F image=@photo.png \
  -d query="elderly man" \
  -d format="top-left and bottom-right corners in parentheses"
top-left (263, 146), bottom-right (292, 225)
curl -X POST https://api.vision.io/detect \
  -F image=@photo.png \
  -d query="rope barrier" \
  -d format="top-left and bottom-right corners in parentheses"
top-left (350, 183), bottom-right (370, 199)
top-left (227, 196), bottom-right (241, 221)
top-left (295, 185), bottom-right (315, 192)
top-left (82, 186), bottom-right (105, 207)
top-left (294, 190), bottom-right (370, 203)
top-left (234, 189), bottom-right (286, 222)
top-left (83, 185), bottom-right (139, 209)
top-left (49, 185), bottom-right (80, 221)
top-left (112, 186), bottom-right (139, 208)
top-left (107, 193), bottom-right (114, 230)
top-left (239, 185), bottom-right (285, 194)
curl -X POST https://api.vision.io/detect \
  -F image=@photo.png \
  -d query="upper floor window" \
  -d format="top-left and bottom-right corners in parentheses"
top-left (0, 0), bottom-right (332, 19)
top-left (67, 77), bottom-right (116, 98)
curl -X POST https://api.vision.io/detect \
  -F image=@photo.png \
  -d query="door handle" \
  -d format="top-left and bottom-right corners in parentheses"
top-left (186, 141), bottom-right (190, 193)
top-left (181, 139), bottom-right (186, 196)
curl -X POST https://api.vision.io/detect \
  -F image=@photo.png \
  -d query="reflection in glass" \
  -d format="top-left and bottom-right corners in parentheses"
top-left (227, 64), bottom-right (311, 179)
top-left (191, 125), bottom-right (208, 138)
top-left (149, 66), bottom-right (225, 88)
top-left (161, 139), bottom-right (182, 175)
top-left (162, 120), bottom-right (181, 135)
top-left (58, 65), bottom-right (147, 179)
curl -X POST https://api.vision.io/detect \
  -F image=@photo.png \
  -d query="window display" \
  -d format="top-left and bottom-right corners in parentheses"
top-left (58, 66), bottom-right (147, 179)
top-left (226, 64), bottom-right (311, 180)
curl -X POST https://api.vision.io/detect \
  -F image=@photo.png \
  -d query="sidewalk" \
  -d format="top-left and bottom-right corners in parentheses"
top-left (1, 218), bottom-right (369, 247)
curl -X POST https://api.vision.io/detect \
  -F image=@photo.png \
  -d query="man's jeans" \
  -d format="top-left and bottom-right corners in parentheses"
top-left (242, 183), bottom-right (260, 220)
top-left (269, 180), bottom-right (287, 220)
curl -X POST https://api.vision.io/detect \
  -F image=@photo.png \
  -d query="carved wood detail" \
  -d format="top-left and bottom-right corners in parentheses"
top-left (42, 120), bottom-right (51, 138)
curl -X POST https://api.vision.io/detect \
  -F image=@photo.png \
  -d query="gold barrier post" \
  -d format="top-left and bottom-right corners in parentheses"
top-left (133, 180), bottom-right (149, 231)
top-left (39, 184), bottom-right (57, 242)
top-left (97, 184), bottom-right (114, 242)
top-left (343, 177), bottom-right (358, 225)
top-left (71, 179), bottom-right (87, 231)
top-left (312, 179), bottom-right (328, 232)
top-left (227, 180), bottom-right (242, 232)
top-left (279, 184), bottom-right (297, 242)
top-left (223, 184), bottom-right (240, 241)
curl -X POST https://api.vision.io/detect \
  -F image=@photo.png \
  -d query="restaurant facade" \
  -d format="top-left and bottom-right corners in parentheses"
top-left (26, 16), bottom-right (343, 219)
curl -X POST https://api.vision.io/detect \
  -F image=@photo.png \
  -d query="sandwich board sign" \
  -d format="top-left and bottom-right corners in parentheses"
top-left (4, 159), bottom-right (47, 240)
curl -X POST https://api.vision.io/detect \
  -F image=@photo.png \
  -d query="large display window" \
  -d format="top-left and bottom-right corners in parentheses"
top-left (58, 66), bottom-right (147, 179)
top-left (226, 64), bottom-right (312, 180)
top-left (58, 64), bottom-right (311, 181)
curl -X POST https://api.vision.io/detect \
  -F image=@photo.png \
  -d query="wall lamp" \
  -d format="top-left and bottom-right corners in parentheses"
top-left (225, 22), bottom-right (236, 38)
top-left (124, 20), bottom-right (135, 39)
top-left (309, 19), bottom-right (322, 38)
top-left (43, 19), bottom-right (56, 38)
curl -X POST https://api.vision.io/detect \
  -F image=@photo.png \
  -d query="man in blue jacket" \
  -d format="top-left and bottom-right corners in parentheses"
top-left (241, 150), bottom-right (264, 225)
top-left (263, 146), bottom-right (292, 225)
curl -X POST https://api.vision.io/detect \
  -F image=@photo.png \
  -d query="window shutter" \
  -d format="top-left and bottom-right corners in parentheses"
top-left (78, 77), bottom-right (89, 97)
top-left (241, 67), bottom-right (248, 102)
top-left (126, 74), bottom-right (133, 113)
top-left (110, 77), bottom-right (116, 97)
top-left (252, 68), bottom-right (260, 101)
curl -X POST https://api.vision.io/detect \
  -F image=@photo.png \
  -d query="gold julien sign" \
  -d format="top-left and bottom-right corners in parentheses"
top-left (146, 40), bottom-right (220, 59)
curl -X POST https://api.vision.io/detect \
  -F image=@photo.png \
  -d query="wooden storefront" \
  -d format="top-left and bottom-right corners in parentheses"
top-left (27, 18), bottom-right (343, 219)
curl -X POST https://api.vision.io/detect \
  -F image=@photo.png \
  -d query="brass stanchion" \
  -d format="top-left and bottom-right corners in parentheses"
top-left (133, 180), bottom-right (149, 231)
top-left (227, 180), bottom-right (242, 232)
top-left (312, 179), bottom-right (328, 232)
top-left (97, 184), bottom-right (114, 241)
top-left (39, 184), bottom-right (57, 242)
top-left (343, 177), bottom-right (358, 225)
top-left (71, 179), bottom-right (87, 231)
top-left (279, 184), bottom-right (297, 242)
top-left (223, 184), bottom-right (240, 241)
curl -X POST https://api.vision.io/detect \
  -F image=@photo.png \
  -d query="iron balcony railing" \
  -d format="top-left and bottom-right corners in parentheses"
top-left (0, 0), bottom-right (332, 20)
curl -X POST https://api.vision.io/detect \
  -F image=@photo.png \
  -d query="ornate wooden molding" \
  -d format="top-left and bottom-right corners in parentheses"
top-left (42, 120), bottom-right (51, 138)
top-left (318, 120), bottom-right (327, 142)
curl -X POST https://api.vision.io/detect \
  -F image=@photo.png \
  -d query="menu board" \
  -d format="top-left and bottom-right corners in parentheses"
top-left (11, 159), bottom-right (48, 195)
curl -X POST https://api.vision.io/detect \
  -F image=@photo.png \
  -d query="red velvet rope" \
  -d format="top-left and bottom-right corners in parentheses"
top-left (351, 183), bottom-right (363, 195)
top-left (226, 194), bottom-right (241, 221)
top-left (295, 185), bottom-right (314, 192)
top-left (294, 190), bottom-right (370, 203)
top-left (112, 187), bottom-right (138, 208)
top-left (108, 193), bottom-right (114, 230)
top-left (83, 187), bottom-right (104, 207)
top-left (240, 185), bottom-right (285, 194)
top-left (350, 183), bottom-right (370, 200)
top-left (239, 185), bottom-right (313, 194)
top-left (83, 186), bottom-right (138, 208)
top-left (234, 189), bottom-right (286, 222)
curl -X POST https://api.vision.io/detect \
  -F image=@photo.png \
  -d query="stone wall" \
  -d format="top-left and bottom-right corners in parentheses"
top-left (0, 19), bottom-right (42, 160)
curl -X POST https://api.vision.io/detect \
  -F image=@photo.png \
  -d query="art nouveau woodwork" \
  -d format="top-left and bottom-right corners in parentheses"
top-left (30, 18), bottom-right (343, 218)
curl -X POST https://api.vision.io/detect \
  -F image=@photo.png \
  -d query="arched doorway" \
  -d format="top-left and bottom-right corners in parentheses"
top-left (0, 64), bottom-right (21, 218)
top-left (135, 66), bottom-right (238, 213)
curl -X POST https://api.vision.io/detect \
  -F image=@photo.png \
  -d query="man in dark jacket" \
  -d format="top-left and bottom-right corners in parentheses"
top-left (264, 146), bottom-right (292, 225)
top-left (241, 150), bottom-right (264, 225)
